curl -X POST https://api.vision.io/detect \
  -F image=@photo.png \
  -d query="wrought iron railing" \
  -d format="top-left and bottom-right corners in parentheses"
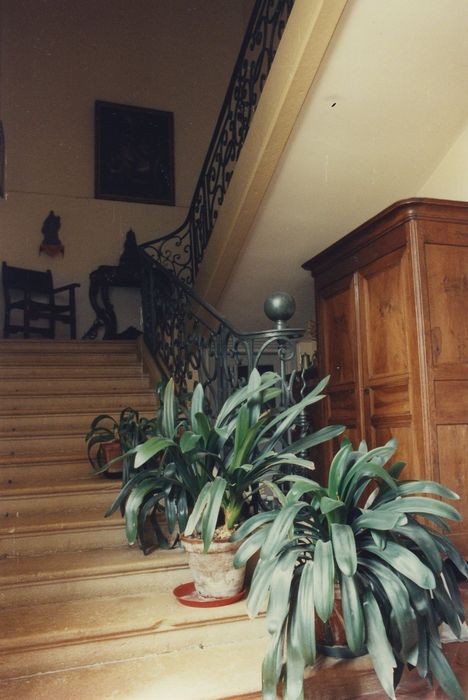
top-left (140, 251), bottom-right (306, 413)
top-left (136, 0), bottom-right (310, 420)
top-left (140, 0), bottom-right (296, 285)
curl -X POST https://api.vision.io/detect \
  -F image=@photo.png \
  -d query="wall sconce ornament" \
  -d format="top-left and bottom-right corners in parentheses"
top-left (39, 210), bottom-right (65, 257)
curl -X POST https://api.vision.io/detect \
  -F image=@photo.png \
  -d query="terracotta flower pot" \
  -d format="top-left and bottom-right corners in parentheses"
top-left (180, 535), bottom-right (246, 600)
top-left (98, 440), bottom-right (122, 476)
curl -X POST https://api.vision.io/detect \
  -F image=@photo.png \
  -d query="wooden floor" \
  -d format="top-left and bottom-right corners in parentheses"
top-left (281, 582), bottom-right (468, 700)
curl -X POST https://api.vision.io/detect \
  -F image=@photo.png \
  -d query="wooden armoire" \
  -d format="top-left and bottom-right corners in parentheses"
top-left (303, 198), bottom-right (467, 554)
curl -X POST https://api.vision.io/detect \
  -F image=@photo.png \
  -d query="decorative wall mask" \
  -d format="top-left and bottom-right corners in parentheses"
top-left (39, 210), bottom-right (65, 257)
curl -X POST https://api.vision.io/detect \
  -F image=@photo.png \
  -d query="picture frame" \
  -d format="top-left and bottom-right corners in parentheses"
top-left (95, 100), bottom-right (175, 206)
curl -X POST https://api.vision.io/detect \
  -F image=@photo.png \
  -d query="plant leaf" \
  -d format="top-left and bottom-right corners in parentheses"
top-left (397, 480), bottom-right (460, 500)
top-left (247, 557), bottom-right (278, 618)
top-left (363, 589), bottom-right (397, 699)
top-left (179, 430), bottom-right (202, 454)
top-left (327, 442), bottom-right (353, 498)
top-left (231, 510), bottom-right (278, 542)
top-left (184, 480), bottom-right (211, 536)
top-left (133, 436), bottom-right (175, 469)
top-left (266, 549), bottom-right (299, 634)
top-left (428, 637), bottom-right (465, 700)
top-left (358, 558), bottom-right (418, 658)
top-left (377, 496), bottom-right (461, 522)
top-left (364, 541), bottom-right (436, 589)
top-left (215, 370), bottom-right (279, 427)
top-left (233, 526), bottom-right (269, 568)
top-left (190, 382), bottom-right (205, 433)
top-left (320, 496), bottom-right (345, 516)
top-left (392, 520), bottom-right (442, 573)
top-left (260, 502), bottom-right (305, 560)
top-left (262, 628), bottom-right (284, 700)
top-left (200, 477), bottom-right (227, 552)
top-left (313, 539), bottom-right (335, 622)
top-left (291, 560), bottom-right (316, 667)
top-left (331, 523), bottom-right (357, 576)
top-left (280, 424), bottom-right (346, 458)
top-left (124, 478), bottom-right (160, 545)
top-left (340, 573), bottom-right (365, 655)
top-left (353, 509), bottom-right (404, 532)
top-left (162, 379), bottom-right (176, 438)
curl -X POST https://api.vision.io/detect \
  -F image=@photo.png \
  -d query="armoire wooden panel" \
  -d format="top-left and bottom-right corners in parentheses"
top-left (303, 198), bottom-right (468, 555)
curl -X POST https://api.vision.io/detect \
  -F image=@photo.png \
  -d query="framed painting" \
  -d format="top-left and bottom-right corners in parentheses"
top-left (95, 101), bottom-right (175, 205)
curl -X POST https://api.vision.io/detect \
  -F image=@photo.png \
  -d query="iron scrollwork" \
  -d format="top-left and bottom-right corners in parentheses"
top-left (140, 0), bottom-right (296, 285)
top-left (140, 252), bottom-right (305, 414)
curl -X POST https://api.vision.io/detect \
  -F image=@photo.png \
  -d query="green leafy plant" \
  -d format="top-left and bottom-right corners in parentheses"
top-left (106, 370), bottom-right (345, 553)
top-left (232, 438), bottom-right (468, 700)
top-left (86, 407), bottom-right (159, 485)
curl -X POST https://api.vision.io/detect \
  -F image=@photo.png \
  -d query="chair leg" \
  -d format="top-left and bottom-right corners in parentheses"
top-left (24, 308), bottom-right (30, 339)
top-left (70, 288), bottom-right (77, 339)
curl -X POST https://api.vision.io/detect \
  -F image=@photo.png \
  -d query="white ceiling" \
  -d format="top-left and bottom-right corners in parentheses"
top-left (217, 0), bottom-right (468, 332)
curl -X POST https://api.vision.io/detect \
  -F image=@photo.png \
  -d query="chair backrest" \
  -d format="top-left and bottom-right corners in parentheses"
top-left (2, 262), bottom-right (53, 298)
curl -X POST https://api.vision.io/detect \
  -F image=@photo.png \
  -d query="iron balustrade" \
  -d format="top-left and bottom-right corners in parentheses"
top-left (136, 0), bottom-right (311, 425)
top-left (140, 251), bottom-right (306, 414)
top-left (140, 0), bottom-right (296, 285)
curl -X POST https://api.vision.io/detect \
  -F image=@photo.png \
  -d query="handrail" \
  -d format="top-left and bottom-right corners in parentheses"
top-left (140, 250), bottom-right (304, 412)
top-left (140, 0), bottom-right (296, 286)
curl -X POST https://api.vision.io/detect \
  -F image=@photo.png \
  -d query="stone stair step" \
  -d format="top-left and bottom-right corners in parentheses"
top-left (1, 376), bottom-right (152, 394)
top-left (0, 643), bottom-right (266, 700)
top-left (0, 410), bottom-right (155, 437)
top-left (0, 637), bottom-right (266, 699)
top-left (0, 546), bottom-right (188, 607)
top-left (0, 364), bottom-right (147, 379)
top-left (0, 351), bottom-right (139, 365)
top-left (0, 506), bottom-right (125, 555)
top-left (0, 340), bottom-right (139, 355)
top-left (1, 477), bottom-right (119, 515)
top-left (0, 566), bottom-right (267, 681)
top-left (0, 390), bottom-right (157, 414)
top-left (0, 432), bottom-right (90, 458)
top-left (0, 458), bottom-right (98, 487)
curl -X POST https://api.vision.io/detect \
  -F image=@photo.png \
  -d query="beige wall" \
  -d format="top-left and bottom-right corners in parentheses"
top-left (418, 122), bottom-right (468, 200)
top-left (0, 0), bottom-right (252, 337)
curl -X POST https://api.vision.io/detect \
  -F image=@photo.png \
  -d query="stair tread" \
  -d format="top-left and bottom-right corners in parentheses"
top-left (0, 546), bottom-right (187, 587)
top-left (0, 401), bottom-right (156, 418)
top-left (0, 506), bottom-right (121, 534)
top-left (0, 567), bottom-right (256, 652)
top-left (0, 637), bottom-right (265, 699)
top-left (0, 448), bottom-right (90, 464)
top-left (0, 340), bottom-right (138, 351)
top-left (0, 475), bottom-right (120, 498)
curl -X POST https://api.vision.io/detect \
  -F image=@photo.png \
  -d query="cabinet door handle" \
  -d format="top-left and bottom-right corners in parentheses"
top-left (363, 387), bottom-right (370, 395)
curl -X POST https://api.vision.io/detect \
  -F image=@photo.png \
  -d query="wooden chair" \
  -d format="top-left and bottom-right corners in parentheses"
top-left (2, 262), bottom-right (80, 339)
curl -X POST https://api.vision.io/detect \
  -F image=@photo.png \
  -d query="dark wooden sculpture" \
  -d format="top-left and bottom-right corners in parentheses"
top-left (82, 230), bottom-right (141, 340)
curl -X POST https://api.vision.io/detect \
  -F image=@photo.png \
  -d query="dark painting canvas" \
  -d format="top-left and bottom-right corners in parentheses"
top-left (95, 101), bottom-right (175, 206)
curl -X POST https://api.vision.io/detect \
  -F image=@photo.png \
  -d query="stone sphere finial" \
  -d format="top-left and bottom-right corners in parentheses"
top-left (264, 292), bottom-right (296, 328)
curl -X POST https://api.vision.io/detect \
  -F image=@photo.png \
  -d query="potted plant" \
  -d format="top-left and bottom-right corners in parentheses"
top-left (86, 406), bottom-right (159, 484)
top-left (106, 370), bottom-right (345, 595)
top-left (232, 438), bottom-right (468, 700)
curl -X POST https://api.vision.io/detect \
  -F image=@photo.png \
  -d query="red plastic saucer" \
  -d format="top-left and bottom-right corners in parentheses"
top-left (173, 581), bottom-right (247, 607)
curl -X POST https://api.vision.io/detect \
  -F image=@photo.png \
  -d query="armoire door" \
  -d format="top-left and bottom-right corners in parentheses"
top-left (356, 244), bottom-right (425, 481)
top-left (317, 274), bottom-right (363, 470)
top-left (419, 225), bottom-right (468, 553)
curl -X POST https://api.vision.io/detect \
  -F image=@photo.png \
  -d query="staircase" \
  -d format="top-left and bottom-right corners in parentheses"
top-left (0, 340), bottom-right (268, 700)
